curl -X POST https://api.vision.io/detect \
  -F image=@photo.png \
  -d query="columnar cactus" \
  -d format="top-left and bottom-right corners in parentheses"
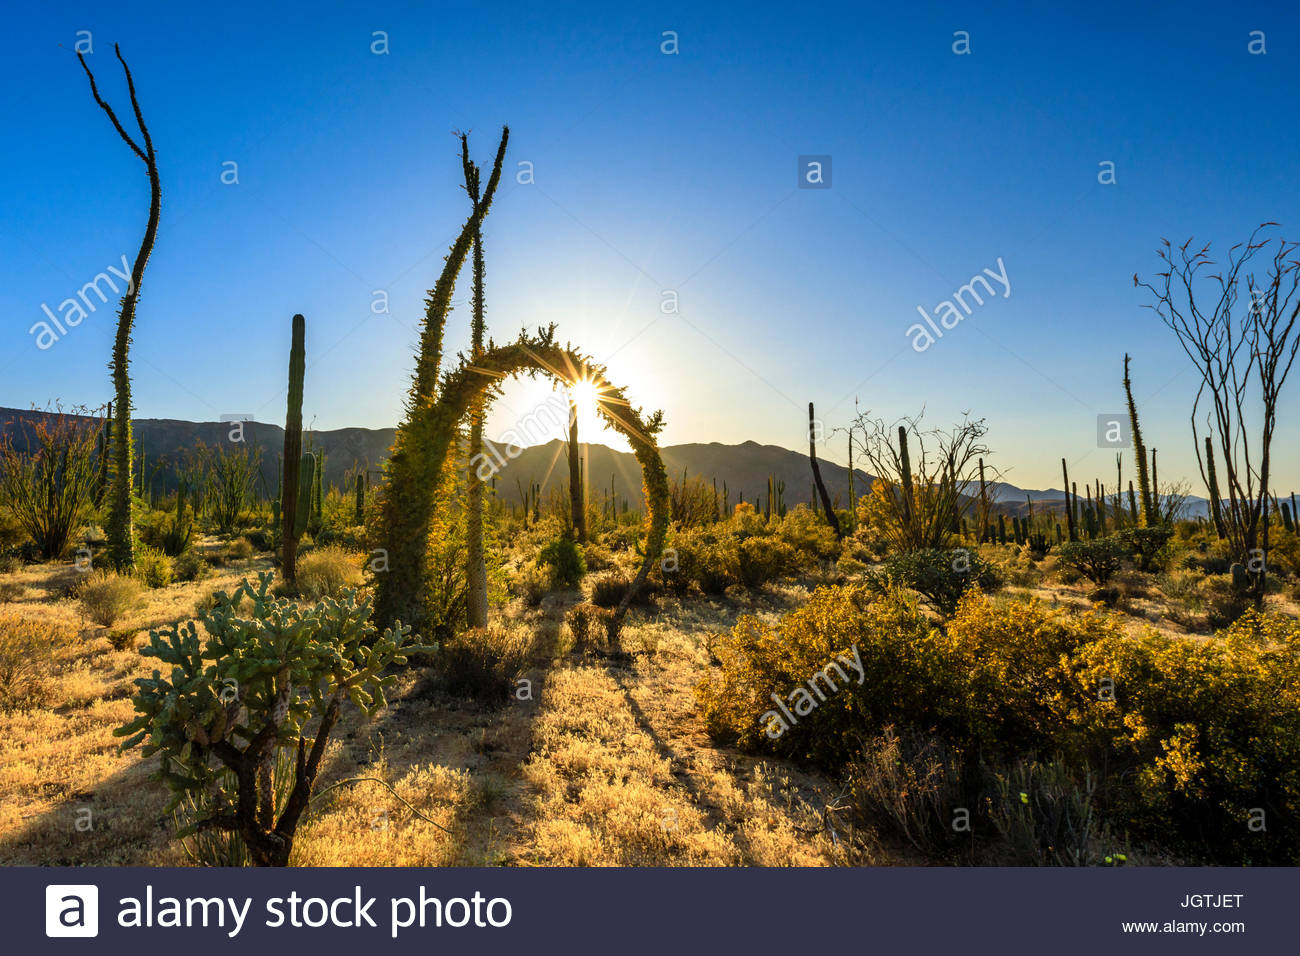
top-left (1061, 458), bottom-right (1077, 542)
top-left (296, 452), bottom-right (315, 540)
top-left (899, 425), bottom-right (915, 527)
top-left (1205, 436), bottom-right (1226, 539)
top-left (281, 314), bottom-right (306, 583)
top-left (1124, 354), bottom-right (1154, 526)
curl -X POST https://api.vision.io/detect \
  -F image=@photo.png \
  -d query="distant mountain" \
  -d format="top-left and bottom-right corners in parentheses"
top-left (0, 406), bottom-right (1220, 516)
top-left (0, 407), bottom-right (394, 497)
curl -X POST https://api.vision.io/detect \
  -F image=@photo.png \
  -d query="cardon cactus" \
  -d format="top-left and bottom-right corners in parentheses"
top-left (281, 313), bottom-right (306, 582)
top-left (296, 452), bottom-right (315, 538)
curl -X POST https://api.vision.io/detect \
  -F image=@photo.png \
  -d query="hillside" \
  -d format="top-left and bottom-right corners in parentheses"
top-left (0, 406), bottom-right (1214, 516)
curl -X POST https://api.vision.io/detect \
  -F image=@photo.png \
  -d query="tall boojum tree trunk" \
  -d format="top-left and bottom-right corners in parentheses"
top-left (78, 45), bottom-right (161, 572)
top-left (462, 136), bottom-right (490, 629)
top-left (375, 128), bottom-right (509, 634)
top-left (568, 398), bottom-right (587, 542)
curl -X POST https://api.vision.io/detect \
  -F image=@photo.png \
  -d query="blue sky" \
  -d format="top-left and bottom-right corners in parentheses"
top-left (2, 1), bottom-right (1298, 492)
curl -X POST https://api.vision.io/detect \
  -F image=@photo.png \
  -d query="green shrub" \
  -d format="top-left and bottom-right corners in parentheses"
top-left (873, 547), bottom-right (1000, 616)
top-left (244, 528), bottom-right (274, 553)
top-left (78, 570), bottom-right (142, 626)
top-left (1115, 526), bottom-right (1174, 571)
top-left (983, 760), bottom-right (1119, 866)
top-left (295, 545), bottom-right (362, 600)
top-left (173, 550), bottom-right (209, 583)
top-left (737, 536), bottom-right (799, 588)
top-left (135, 546), bottom-right (174, 589)
top-left (225, 538), bottom-right (254, 562)
top-left (1058, 536), bottom-right (1127, 585)
top-left (539, 536), bottom-right (586, 589)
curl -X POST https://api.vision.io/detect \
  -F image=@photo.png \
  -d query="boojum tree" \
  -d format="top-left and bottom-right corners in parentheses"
top-left (76, 45), bottom-right (162, 571)
top-left (461, 134), bottom-right (491, 629)
top-left (376, 326), bottom-right (670, 638)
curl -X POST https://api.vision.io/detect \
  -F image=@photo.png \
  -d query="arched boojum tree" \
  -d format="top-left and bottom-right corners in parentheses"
top-left (375, 327), bottom-right (668, 636)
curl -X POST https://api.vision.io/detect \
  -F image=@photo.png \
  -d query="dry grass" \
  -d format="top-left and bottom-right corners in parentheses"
top-left (77, 571), bottom-right (142, 626)
top-left (295, 545), bottom-right (363, 600)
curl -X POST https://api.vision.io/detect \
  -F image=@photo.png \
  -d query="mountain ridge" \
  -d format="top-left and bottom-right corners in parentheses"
top-left (0, 406), bottom-right (1213, 517)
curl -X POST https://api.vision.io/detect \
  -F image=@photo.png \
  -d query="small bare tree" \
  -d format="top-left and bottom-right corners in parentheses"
top-left (0, 407), bottom-right (103, 560)
top-left (852, 410), bottom-right (991, 552)
top-left (1137, 225), bottom-right (1300, 601)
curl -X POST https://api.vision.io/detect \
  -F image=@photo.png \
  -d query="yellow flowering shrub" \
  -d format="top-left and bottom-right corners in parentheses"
top-left (698, 587), bottom-right (1300, 862)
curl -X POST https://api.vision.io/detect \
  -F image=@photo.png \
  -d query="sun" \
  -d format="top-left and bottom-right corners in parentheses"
top-left (567, 376), bottom-right (611, 441)
top-left (570, 377), bottom-right (601, 416)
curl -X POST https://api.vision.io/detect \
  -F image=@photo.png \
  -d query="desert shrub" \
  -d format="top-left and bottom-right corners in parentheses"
top-left (565, 602), bottom-right (614, 654)
top-left (589, 571), bottom-right (656, 609)
top-left (1087, 585), bottom-right (1121, 608)
top-left (1115, 525), bottom-right (1175, 571)
top-left (1267, 527), bottom-right (1300, 577)
top-left (775, 507), bottom-right (842, 563)
top-left (1205, 582), bottom-right (1252, 629)
top-left (244, 528), bottom-right (274, 553)
top-left (539, 536), bottom-right (586, 589)
top-left (436, 625), bottom-right (532, 699)
top-left (698, 585), bottom-right (936, 765)
top-left (983, 760), bottom-right (1118, 866)
top-left (225, 537), bottom-right (254, 562)
top-left (513, 562), bottom-right (551, 607)
top-left (193, 441), bottom-right (262, 533)
top-left (737, 536), bottom-right (799, 588)
top-left (695, 538), bottom-right (741, 594)
top-left (0, 613), bottom-right (61, 709)
top-left (0, 410), bottom-right (101, 561)
top-left (1182, 552), bottom-right (1231, 575)
top-left (1070, 609), bottom-right (1300, 862)
top-left (873, 547), bottom-right (1000, 616)
top-left (0, 580), bottom-right (23, 602)
top-left (106, 627), bottom-right (139, 651)
top-left (846, 727), bottom-right (969, 856)
top-left (173, 550), bottom-right (209, 583)
top-left (1057, 537), bottom-right (1127, 584)
top-left (1156, 568), bottom-right (1202, 606)
top-left (78, 570), bottom-right (142, 626)
top-left (0, 509), bottom-right (27, 553)
top-left (295, 545), bottom-right (362, 600)
top-left (699, 585), bottom-right (1300, 861)
top-left (135, 546), bottom-right (174, 589)
top-left (582, 542), bottom-right (615, 572)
